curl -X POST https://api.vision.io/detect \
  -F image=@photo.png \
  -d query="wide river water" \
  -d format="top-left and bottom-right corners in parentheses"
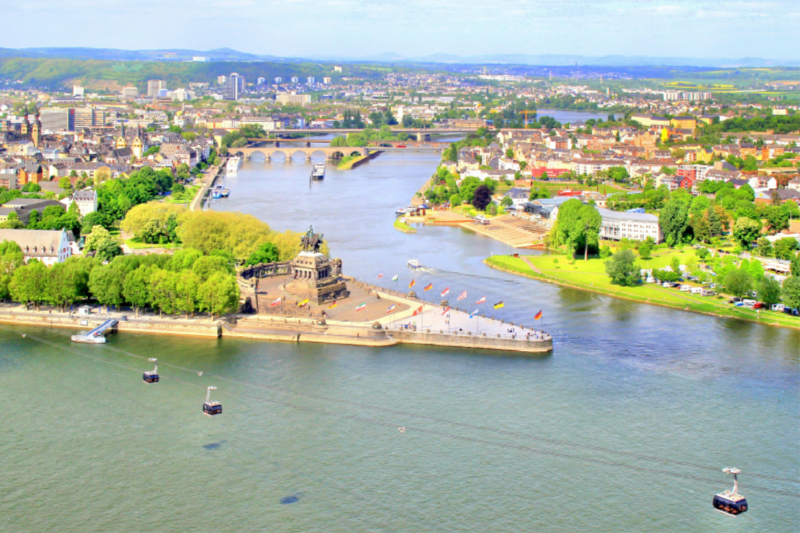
top-left (1, 149), bottom-right (798, 532)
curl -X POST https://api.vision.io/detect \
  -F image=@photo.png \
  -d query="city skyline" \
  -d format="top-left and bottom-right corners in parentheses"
top-left (2, 0), bottom-right (799, 62)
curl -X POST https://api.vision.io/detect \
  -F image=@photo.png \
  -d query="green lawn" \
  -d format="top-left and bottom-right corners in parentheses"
top-left (393, 218), bottom-right (417, 233)
top-left (337, 155), bottom-right (368, 170)
top-left (485, 252), bottom-right (800, 329)
top-left (167, 185), bottom-right (200, 204)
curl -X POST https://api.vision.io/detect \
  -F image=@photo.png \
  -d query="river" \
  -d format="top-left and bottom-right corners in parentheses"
top-left (1, 152), bottom-right (798, 532)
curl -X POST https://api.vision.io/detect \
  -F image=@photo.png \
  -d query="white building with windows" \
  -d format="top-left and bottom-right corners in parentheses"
top-left (0, 229), bottom-right (73, 265)
top-left (598, 208), bottom-right (663, 243)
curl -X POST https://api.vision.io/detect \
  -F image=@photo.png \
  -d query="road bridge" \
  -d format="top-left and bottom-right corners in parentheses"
top-left (233, 146), bottom-right (368, 161)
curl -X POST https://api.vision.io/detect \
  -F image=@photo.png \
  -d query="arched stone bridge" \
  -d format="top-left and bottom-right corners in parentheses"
top-left (232, 146), bottom-right (368, 161)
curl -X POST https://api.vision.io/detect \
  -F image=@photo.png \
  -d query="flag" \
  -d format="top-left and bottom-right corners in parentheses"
top-left (409, 279), bottom-right (416, 288)
top-left (493, 301), bottom-right (504, 309)
top-left (534, 309), bottom-right (543, 320)
top-left (441, 307), bottom-right (450, 316)
top-left (412, 305), bottom-right (423, 316)
top-left (386, 304), bottom-right (396, 314)
top-left (356, 302), bottom-right (366, 312)
top-left (457, 290), bottom-right (467, 301)
top-left (476, 296), bottom-right (486, 304)
top-left (392, 274), bottom-right (399, 281)
top-left (378, 272), bottom-right (383, 279)
top-left (470, 309), bottom-right (478, 318)
top-left (424, 283), bottom-right (433, 292)
top-left (328, 301), bottom-right (338, 309)
top-left (298, 298), bottom-right (309, 307)
top-left (269, 297), bottom-right (282, 307)
top-left (440, 287), bottom-right (450, 298)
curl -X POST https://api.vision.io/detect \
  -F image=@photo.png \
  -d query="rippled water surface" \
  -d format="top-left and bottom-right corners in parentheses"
top-left (1, 152), bottom-right (798, 532)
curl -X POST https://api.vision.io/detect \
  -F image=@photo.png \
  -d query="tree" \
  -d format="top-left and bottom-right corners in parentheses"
top-left (732, 217), bottom-right (762, 249)
top-left (245, 242), bottom-right (279, 266)
top-left (660, 198), bottom-right (690, 246)
top-left (501, 196), bottom-right (513, 208)
top-left (570, 204), bottom-right (602, 260)
top-left (605, 249), bottom-right (639, 286)
top-left (691, 214), bottom-right (711, 243)
top-left (89, 264), bottom-right (126, 312)
top-left (148, 268), bottom-right (177, 317)
top-left (782, 276), bottom-right (800, 309)
top-left (175, 271), bottom-right (200, 317)
top-left (46, 262), bottom-right (82, 311)
top-left (9, 261), bottom-right (48, 309)
top-left (773, 237), bottom-right (799, 260)
top-left (755, 237), bottom-right (773, 258)
top-left (472, 185), bottom-right (492, 211)
top-left (58, 176), bottom-right (73, 191)
top-left (638, 241), bottom-right (652, 259)
top-left (192, 255), bottom-right (232, 282)
top-left (792, 254), bottom-right (800, 277)
top-left (758, 276), bottom-right (782, 306)
top-left (197, 272), bottom-right (240, 319)
top-left (749, 259), bottom-right (764, 281)
top-left (84, 226), bottom-right (122, 262)
top-left (724, 268), bottom-right (752, 299)
top-left (123, 267), bottom-right (150, 317)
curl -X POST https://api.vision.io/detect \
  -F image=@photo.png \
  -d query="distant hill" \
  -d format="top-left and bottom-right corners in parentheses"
top-left (0, 47), bottom-right (795, 67)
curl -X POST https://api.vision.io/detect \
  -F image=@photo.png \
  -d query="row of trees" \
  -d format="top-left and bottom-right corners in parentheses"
top-left (1, 244), bottom-right (240, 319)
top-left (424, 166), bottom-right (499, 210)
top-left (550, 199), bottom-right (602, 260)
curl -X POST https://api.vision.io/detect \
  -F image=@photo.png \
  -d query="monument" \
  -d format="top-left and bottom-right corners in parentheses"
top-left (285, 227), bottom-right (349, 304)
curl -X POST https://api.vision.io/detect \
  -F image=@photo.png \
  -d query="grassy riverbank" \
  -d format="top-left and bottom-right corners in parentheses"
top-left (337, 154), bottom-right (368, 170)
top-left (394, 218), bottom-right (417, 233)
top-left (485, 253), bottom-right (800, 329)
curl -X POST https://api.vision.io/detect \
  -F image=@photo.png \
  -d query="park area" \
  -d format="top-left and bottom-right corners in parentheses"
top-left (486, 248), bottom-right (800, 329)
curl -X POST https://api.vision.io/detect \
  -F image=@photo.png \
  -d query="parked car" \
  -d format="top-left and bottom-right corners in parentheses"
top-left (783, 307), bottom-right (799, 316)
top-left (729, 297), bottom-right (742, 304)
top-left (771, 304), bottom-right (785, 312)
top-left (662, 282), bottom-right (671, 288)
top-left (753, 302), bottom-right (766, 310)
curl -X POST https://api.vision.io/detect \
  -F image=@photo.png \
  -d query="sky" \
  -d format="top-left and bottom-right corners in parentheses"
top-left (2, 0), bottom-right (798, 61)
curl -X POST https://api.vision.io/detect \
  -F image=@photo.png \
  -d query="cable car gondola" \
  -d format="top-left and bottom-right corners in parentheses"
top-left (713, 467), bottom-right (748, 516)
top-left (143, 358), bottom-right (159, 383)
top-left (203, 386), bottom-right (222, 416)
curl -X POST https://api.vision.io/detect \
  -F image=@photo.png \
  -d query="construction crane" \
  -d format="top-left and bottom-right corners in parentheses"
top-left (520, 110), bottom-right (536, 129)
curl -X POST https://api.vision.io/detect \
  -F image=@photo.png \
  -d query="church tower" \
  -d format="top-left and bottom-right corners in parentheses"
top-left (116, 124), bottom-right (127, 150)
top-left (31, 117), bottom-right (41, 148)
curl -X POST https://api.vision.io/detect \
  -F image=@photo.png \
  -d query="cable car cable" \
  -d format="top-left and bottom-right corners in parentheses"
top-left (18, 325), bottom-right (800, 487)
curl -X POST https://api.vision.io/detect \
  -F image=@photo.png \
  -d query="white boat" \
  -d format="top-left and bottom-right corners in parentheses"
top-left (71, 333), bottom-right (107, 344)
top-left (226, 156), bottom-right (241, 174)
top-left (311, 163), bottom-right (325, 180)
top-left (407, 259), bottom-right (421, 269)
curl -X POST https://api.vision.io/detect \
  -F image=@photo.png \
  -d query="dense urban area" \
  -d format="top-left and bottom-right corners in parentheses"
top-left (0, 58), bottom-right (799, 325)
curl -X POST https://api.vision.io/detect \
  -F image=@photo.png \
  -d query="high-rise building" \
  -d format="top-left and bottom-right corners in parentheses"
top-left (257, 77), bottom-right (266, 85)
top-left (307, 77), bottom-right (315, 85)
top-left (221, 73), bottom-right (245, 100)
top-left (74, 107), bottom-right (96, 130)
top-left (72, 86), bottom-right (84, 97)
top-left (323, 77), bottom-right (332, 85)
top-left (291, 76), bottom-right (299, 83)
top-left (275, 77), bottom-right (283, 84)
top-left (147, 80), bottom-right (166, 97)
top-left (39, 108), bottom-right (75, 132)
top-left (276, 93), bottom-right (311, 106)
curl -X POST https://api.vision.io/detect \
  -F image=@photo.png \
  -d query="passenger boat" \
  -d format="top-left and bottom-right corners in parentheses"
top-left (407, 259), bottom-right (421, 269)
top-left (70, 333), bottom-right (107, 344)
top-left (311, 163), bottom-right (325, 180)
top-left (226, 155), bottom-right (241, 174)
top-left (220, 188), bottom-right (230, 198)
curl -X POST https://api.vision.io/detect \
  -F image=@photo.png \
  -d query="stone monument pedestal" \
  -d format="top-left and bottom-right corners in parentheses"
top-left (285, 252), bottom-right (349, 304)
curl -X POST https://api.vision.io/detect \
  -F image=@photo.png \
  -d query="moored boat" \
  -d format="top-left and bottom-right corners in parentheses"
top-left (311, 163), bottom-right (325, 180)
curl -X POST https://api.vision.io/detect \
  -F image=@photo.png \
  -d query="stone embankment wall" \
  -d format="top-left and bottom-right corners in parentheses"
top-left (0, 312), bottom-right (221, 338)
top-left (391, 329), bottom-right (553, 354)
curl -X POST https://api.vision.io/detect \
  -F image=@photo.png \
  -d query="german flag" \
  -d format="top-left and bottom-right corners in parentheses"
top-left (493, 301), bottom-right (504, 309)
top-left (424, 283), bottom-right (433, 291)
top-left (328, 301), bottom-right (338, 309)
top-left (534, 309), bottom-right (543, 320)
top-left (409, 279), bottom-right (416, 288)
